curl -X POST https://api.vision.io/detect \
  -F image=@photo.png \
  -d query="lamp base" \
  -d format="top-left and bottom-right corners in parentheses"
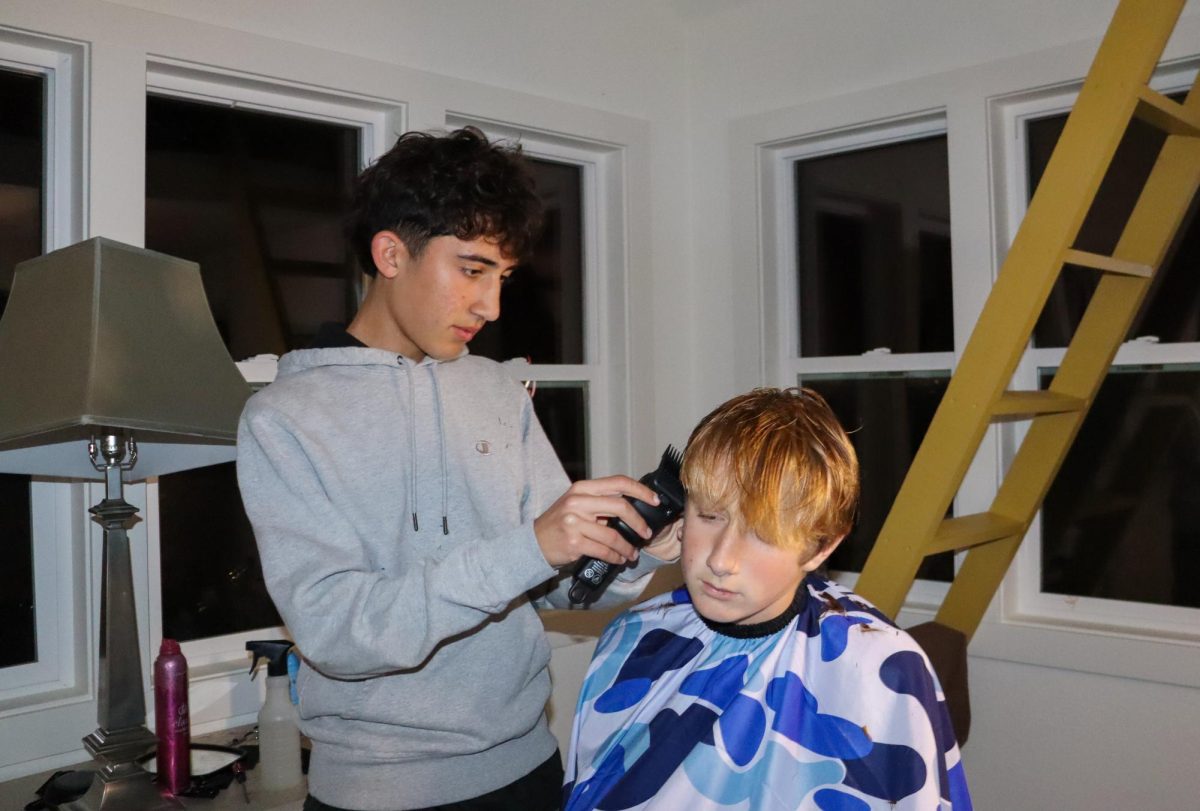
top-left (57, 726), bottom-right (183, 810)
top-left (58, 761), bottom-right (183, 811)
top-left (83, 725), bottom-right (156, 763)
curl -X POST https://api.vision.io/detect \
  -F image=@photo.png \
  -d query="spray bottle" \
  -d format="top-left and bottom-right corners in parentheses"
top-left (246, 640), bottom-right (304, 792)
top-left (154, 638), bottom-right (190, 794)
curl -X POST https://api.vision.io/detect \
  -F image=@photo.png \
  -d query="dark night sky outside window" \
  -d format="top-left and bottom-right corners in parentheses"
top-left (794, 135), bottom-right (953, 357)
top-left (0, 68), bottom-right (43, 669)
top-left (145, 94), bottom-right (360, 361)
top-left (532, 383), bottom-right (589, 482)
top-left (147, 95), bottom-right (357, 641)
top-left (794, 134), bottom-right (953, 579)
top-left (813, 375), bottom-right (953, 581)
top-left (1029, 94), bottom-right (1200, 608)
top-left (470, 158), bottom-right (584, 365)
top-left (1040, 367), bottom-right (1200, 608)
top-left (471, 157), bottom-right (589, 478)
top-left (1027, 92), bottom-right (1198, 347)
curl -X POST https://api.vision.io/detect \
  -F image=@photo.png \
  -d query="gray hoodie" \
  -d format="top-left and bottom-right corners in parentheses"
top-left (236, 346), bottom-right (662, 809)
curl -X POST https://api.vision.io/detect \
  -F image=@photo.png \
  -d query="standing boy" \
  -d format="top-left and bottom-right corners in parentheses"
top-left (564, 388), bottom-right (971, 810)
top-left (237, 128), bottom-right (678, 811)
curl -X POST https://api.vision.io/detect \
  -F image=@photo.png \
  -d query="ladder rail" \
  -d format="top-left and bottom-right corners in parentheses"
top-left (853, 0), bottom-right (1191, 622)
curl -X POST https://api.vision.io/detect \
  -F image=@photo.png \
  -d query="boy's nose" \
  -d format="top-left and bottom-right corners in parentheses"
top-left (473, 279), bottom-right (502, 322)
top-left (706, 531), bottom-right (738, 577)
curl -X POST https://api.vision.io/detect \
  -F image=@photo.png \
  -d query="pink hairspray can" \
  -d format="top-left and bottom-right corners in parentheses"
top-left (154, 638), bottom-right (190, 794)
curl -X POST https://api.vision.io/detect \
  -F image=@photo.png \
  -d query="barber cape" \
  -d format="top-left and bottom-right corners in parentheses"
top-left (563, 576), bottom-right (971, 811)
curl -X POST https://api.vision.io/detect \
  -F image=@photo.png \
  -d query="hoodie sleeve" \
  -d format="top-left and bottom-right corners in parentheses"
top-left (237, 400), bottom-right (560, 679)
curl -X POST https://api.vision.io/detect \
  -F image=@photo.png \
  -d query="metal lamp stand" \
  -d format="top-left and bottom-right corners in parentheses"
top-left (62, 434), bottom-right (183, 811)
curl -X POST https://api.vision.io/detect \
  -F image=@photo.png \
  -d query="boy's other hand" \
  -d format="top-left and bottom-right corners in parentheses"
top-left (535, 475), bottom-right (659, 567)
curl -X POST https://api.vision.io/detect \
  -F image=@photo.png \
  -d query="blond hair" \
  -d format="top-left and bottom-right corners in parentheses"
top-left (681, 387), bottom-right (859, 555)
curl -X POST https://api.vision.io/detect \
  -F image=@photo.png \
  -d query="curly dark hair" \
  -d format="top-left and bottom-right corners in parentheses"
top-left (346, 127), bottom-right (543, 275)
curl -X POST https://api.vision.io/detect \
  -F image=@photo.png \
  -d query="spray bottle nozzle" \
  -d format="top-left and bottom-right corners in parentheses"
top-left (246, 639), bottom-right (294, 679)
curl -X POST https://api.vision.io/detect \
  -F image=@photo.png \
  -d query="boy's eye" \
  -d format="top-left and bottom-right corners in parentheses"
top-left (461, 267), bottom-right (484, 277)
top-left (697, 512), bottom-right (720, 522)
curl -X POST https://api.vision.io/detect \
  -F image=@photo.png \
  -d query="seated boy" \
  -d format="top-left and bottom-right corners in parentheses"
top-left (563, 387), bottom-right (972, 810)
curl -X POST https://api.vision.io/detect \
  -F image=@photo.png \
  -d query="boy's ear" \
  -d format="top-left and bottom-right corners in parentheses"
top-left (800, 534), bottom-right (846, 573)
top-left (369, 230), bottom-right (409, 279)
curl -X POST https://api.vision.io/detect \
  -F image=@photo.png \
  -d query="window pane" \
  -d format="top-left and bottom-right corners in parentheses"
top-left (158, 462), bottom-right (282, 641)
top-left (471, 158), bottom-right (584, 364)
top-left (1040, 366), bottom-right (1200, 608)
top-left (804, 373), bottom-right (953, 581)
top-left (794, 135), bottom-right (953, 357)
top-left (0, 69), bottom-right (44, 318)
top-left (145, 94), bottom-right (360, 360)
top-left (148, 96), bottom-right (358, 641)
top-left (1027, 92), bottom-right (1199, 346)
top-left (0, 474), bottom-right (35, 667)
top-left (531, 382), bottom-right (589, 481)
top-left (0, 67), bottom-right (44, 669)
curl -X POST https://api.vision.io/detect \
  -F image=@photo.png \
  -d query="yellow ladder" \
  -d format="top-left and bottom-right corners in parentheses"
top-left (854, 0), bottom-right (1200, 642)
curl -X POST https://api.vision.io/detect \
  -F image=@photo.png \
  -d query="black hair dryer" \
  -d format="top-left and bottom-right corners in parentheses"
top-left (568, 446), bottom-right (685, 605)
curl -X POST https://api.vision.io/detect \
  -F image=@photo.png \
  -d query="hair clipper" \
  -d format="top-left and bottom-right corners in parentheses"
top-left (568, 446), bottom-right (685, 605)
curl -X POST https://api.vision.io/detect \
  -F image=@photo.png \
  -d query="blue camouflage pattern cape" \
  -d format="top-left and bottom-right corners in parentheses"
top-left (563, 575), bottom-right (972, 811)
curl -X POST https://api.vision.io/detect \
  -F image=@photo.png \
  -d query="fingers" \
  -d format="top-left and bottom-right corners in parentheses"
top-left (568, 474), bottom-right (660, 508)
top-left (534, 509), bottom-right (638, 567)
top-left (536, 476), bottom-right (663, 568)
top-left (560, 492), bottom-right (655, 543)
top-left (574, 520), bottom-right (639, 565)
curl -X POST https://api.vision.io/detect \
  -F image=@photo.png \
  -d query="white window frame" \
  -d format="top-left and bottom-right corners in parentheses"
top-left (447, 113), bottom-right (631, 478)
top-left (996, 60), bottom-right (1200, 650)
top-left (760, 111), bottom-right (957, 613)
top-left (142, 61), bottom-right (403, 725)
top-left (0, 29), bottom-right (87, 708)
top-left (0, 29), bottom-right (94, 784)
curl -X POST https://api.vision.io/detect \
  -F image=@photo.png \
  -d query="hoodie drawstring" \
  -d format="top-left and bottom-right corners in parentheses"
top-left (400, 357), bottom-right (419, 532)
top-left (430, 364), bottom-right (450, 535)
top-left (399, 355), bottom-right (450, 536)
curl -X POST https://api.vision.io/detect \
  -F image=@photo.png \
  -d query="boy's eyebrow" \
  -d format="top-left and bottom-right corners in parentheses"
top-left (457, 252), bottom-right (520, 272)
top-left (457, 253), bottom-right (498, 266)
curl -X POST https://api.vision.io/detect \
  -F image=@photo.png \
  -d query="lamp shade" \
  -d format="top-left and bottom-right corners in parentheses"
top-left (0, 237), bottom-right (252, 480)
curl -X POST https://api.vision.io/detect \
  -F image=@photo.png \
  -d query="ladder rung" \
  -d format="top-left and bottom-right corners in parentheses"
top-left (1134, 87), bottom-right (1200, 137)
top-left (991, 390), bottom-right (1086, 420)
top-left (926, 513), bottom-right (1024, 556)
top-left (1062, 248), bottom-right (1153, 277)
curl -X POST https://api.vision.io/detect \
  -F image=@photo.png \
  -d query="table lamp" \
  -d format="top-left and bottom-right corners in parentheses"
top-left (0, 237), bottom-right (252, 810)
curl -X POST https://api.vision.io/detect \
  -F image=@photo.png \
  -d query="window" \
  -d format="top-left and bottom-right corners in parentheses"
top-left (0, 31), bottom-right (90, 783)
top-left (469, 156), bottom-right (590, 479)
top-left (0, 31), bottom-right (85, 704)
top-left (0, 66), bottom-right (43, 671)
top-left (144, 90), bottom-right (364, 645)
top-left (770, 116), bottom-right (956, 585)
top-left (1004, 69), bottom-right (1200, 631)
top-left (139, 63), bottom-right (398, 673)
top-left (145, 94), bottom-right (361, 359)
top-left (451, 117), bottom-right (631, 480)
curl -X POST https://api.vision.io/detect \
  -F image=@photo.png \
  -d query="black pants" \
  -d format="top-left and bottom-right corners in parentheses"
top-left (302, 751), bottom-right (564, 811)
